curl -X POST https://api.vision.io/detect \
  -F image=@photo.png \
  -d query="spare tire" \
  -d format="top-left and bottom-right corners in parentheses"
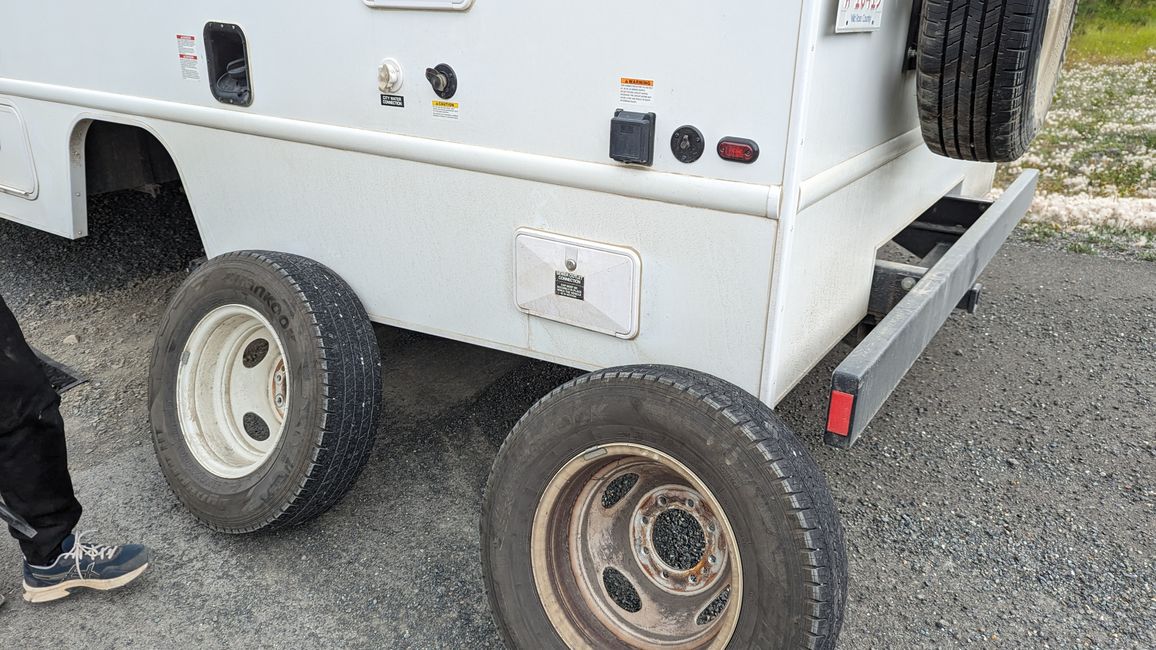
top-left (149, 251), bottom-right (382, 533)
top-left (916, 0), bottom-right (1078, 162)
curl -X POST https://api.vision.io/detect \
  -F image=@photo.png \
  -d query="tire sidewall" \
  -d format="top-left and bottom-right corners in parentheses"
top-left (1025, 0), bottom-right (1078, 136)
top-left (484, 380), bottom-right (817, 650)
top-left (149, 255), bottom-right (325, 531)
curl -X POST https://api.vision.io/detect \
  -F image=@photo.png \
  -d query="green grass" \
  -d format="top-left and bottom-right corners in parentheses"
top-left (1069, 0), bottom-right (1156, 63)
top-left (1028, 222), bottom-right (1156, 260)
top-left (1020, 221), bottom-right (1063, 242)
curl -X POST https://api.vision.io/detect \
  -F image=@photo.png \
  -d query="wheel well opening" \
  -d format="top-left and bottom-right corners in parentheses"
top-left (68, 119), bottom-right (206, 271)
top-left (82, 121), bottom-right (183, 196)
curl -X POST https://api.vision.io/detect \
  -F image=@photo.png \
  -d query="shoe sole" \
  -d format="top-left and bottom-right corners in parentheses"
top-left (22, 563), bottom-right (150, 603)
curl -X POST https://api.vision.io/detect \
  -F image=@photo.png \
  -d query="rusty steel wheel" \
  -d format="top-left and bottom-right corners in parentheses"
top-left (533, 444), bottom-right (742, 649)
top-left (483, 366), bottom-right (847, 650)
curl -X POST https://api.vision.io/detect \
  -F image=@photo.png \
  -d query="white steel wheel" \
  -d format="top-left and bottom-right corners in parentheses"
top-left (533, 444), bottom-right (742, 649)
top-left (177, 304), bottom-right (290, 479)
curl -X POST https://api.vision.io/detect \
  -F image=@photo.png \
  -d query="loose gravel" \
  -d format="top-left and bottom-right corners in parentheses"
top-left (0, 190), bottom-right (1152, 648)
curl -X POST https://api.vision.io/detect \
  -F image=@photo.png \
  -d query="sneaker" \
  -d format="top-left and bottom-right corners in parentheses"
top-left (23, 531), bottom-right (151, 603)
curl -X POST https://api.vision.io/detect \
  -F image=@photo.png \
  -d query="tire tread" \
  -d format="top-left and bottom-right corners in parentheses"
top-left (916, 0), bottom-right (1074, 162)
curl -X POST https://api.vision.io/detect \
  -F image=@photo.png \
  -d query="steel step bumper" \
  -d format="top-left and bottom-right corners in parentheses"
top-left (824, 170), bottom-right (1038, 448)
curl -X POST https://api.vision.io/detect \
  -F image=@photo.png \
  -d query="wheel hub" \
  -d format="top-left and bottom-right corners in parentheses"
top-left (532, 443), bottom-right (742, 649)
top-left (176, 304), bottom-right (290, 479)
top-left (631, 485), bottom-right (728, 596)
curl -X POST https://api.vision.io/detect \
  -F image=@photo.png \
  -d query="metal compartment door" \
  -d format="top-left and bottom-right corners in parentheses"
top-left (0, 104), bottom-right (37, 199)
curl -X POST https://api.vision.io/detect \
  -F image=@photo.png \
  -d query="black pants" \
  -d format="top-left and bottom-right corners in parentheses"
top-left (0, 294), bottom-right (81, 565)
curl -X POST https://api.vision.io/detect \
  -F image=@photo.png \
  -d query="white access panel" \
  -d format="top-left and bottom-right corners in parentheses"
top-left (0, 104), bottom-right (37, 198)
top-left (363, 0), bottom-right (474, 8)
top-left (515, 229), bottom-right (641, 339)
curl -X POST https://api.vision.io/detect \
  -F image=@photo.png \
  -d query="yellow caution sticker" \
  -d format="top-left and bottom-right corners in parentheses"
top-left (432, 100), bottom-right (460, 120)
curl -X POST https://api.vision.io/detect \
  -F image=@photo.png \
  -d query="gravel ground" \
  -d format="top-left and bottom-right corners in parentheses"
top-left (0, 191), bottom-right (1153, 648)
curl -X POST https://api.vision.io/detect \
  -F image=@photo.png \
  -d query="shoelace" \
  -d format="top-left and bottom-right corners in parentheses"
top-left (63, 530), bottom-right (117, 577)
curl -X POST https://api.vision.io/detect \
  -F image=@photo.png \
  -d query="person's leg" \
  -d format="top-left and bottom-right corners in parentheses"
top-left (0, 294), bottom-right (83, 565)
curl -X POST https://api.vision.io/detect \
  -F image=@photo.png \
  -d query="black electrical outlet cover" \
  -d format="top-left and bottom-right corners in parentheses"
top-left (671, 126), bottom-right (705, 163)
top-left (610, 110), bottom-right (656, 167)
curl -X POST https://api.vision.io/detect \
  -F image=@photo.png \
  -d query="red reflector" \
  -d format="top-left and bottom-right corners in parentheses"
top-left (826, 390), bottom-right (854, 437)
top-left (716, 137), bottom-right (759, 164)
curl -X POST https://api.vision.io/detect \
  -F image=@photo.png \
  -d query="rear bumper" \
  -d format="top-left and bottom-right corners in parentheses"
top-left (824, 170), bottom-right (1038, 448)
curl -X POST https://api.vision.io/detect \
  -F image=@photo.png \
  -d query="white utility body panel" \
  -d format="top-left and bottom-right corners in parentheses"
top-left (0, 0), bottom-right (993, 405)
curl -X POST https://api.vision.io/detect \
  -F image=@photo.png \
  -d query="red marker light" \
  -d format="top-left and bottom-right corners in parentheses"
top-left (717, 138), bottom-right (759, 163)
top-left (826, 390), bottom-right (854, 437)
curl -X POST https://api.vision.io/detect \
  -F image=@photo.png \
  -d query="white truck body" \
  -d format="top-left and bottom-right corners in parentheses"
top-left (0, 0), bottom-right (994, 406)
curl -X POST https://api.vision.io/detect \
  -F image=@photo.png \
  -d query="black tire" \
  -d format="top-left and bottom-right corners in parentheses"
top-left (916, 0), bottom-right (1078, 162)
top-left (482, 365), bottom-right (847, 650)
top-left (149, 251), bottom-right (382, 533)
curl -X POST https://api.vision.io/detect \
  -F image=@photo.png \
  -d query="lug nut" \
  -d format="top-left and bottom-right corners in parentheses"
top-left (658, 496), bottom-right (668, 506)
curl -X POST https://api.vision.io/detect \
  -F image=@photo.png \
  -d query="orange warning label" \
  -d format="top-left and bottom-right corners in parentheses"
top-left (619, 77), bottom-right (655, 105)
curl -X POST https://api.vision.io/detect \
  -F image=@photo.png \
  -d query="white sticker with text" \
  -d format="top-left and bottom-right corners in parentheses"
top-left (176, 34), bottom-right (200, 80)
top-left (836, 0), bottom-right (885, 33)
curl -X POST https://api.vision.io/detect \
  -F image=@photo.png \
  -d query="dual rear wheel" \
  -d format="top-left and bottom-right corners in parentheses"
top-left (150, 253), bottom-right (846, 647)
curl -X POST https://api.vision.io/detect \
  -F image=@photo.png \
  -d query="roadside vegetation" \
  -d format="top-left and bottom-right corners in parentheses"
top-left (1000, 0), bottom-right (1156, 260)
top-left (1067, 0), bottom-right (1156, 63)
